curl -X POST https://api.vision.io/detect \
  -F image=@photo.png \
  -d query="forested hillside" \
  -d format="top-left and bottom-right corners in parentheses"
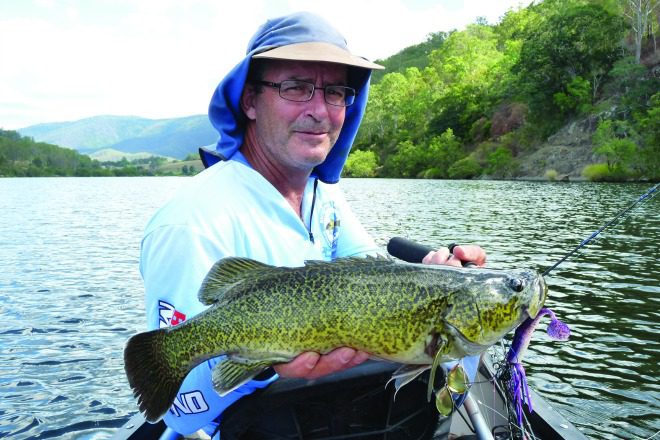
top-left (370, 31), bottom-right (448, 83)
top-left (0, 130), bottom-right (170, 177)
top-left (347, 0), bottom-right (659, 181)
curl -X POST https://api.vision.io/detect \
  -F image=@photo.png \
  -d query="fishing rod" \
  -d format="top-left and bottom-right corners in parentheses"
top-left (542, 182), bottom-right (659, 276)
top-left (388, 182), bottom-right (659, 275)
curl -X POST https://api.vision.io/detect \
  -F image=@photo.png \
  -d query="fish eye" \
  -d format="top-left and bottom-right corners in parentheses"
top-left (508, 278), bottom-right (525, 292)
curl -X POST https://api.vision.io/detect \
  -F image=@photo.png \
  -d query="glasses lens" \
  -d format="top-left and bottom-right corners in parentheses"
top-left (324, 86), bottom-right (350, 106)
top-left (276, 80), bottom-right (356, 106)
top-left (279, 80), bottom-right (314, 101)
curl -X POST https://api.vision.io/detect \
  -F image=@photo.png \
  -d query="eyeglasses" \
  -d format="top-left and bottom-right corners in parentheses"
top-left (255, 80), bottom-right (357, 107)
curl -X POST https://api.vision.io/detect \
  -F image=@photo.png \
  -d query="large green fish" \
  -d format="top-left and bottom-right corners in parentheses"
top-left (124, 256), bottom-right (547, 422)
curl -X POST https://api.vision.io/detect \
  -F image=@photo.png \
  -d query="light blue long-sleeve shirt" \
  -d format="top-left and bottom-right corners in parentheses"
top-left (139, 155), bottom-right (380, 435)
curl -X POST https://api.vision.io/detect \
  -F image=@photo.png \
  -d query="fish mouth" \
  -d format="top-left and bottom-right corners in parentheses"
top-left (528, 276), bottom-right (548, 318)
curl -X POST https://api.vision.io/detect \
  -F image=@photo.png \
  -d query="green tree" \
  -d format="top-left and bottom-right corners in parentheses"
top-left (371, 31), bottom-right (448, 83)
top-left (448, 156), bottom-right (482, 179)
top-left (427, 24), bottom-right (513, 139)
top-left (384, 140), bottom-right (428, 177)
top-left (425, 129), bottom-right (464, 178)
top-left (495, 6), bottom-right (539, 45)
top-left (632, 92), bottom-right (660, 178)
top-left (514, 2), bottom-right (623, 123)
top-left (0, 130), bottom-right (166, 177)
top-left (592, 119), bottom-right (638, 173)
top-left (343, 150), bottom-right (378, 177)
top-left (553, 76), bottom-right (592, 114)
top-left (357, 67), bottom-right (435, 154)
top-left (606, 56), bottom-right (659, 115)
top-left (486, 146), bottom-right (518, 178)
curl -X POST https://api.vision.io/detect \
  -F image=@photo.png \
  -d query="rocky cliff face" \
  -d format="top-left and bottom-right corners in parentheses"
top-left (517, 116), bottom-right (601, 180)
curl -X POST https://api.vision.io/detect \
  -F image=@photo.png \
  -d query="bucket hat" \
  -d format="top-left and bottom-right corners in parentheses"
top-left (202, 12), bottom-right (383, 183)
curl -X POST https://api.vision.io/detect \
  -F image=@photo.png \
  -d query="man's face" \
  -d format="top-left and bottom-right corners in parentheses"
top-left (242, 60), bottom-right (348, 173)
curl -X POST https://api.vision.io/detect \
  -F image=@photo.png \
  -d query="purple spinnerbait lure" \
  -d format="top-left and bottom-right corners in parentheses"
top-left (502, 184), bottom-right (658, 428)
top-left (506, 308), bottom-right (570, 426)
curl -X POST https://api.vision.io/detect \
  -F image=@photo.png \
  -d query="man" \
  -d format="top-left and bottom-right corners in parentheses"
top-left (140, 12), bottom-right (486, 437)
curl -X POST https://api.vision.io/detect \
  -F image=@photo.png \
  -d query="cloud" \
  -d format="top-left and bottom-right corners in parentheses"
top-left (0, 0), bottom-right (528, 129)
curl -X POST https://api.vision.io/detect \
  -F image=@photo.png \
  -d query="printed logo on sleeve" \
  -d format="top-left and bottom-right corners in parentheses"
top-left (158, 301), bottom-right (205, 419)
top-left (169, 391), bottom-right (209, 417)
top-left (158, 300), bottom-right (187, 328)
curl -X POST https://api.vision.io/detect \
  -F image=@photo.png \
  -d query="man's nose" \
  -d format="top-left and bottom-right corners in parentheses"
top-left (305, 87), bottom-right (330, 119)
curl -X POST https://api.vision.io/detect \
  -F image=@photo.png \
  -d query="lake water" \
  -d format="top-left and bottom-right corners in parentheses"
top-left (0, 177), bottom-right (658, 439)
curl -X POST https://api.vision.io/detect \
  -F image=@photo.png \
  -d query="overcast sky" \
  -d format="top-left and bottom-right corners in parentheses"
top-left (0, 0), bottom-right (530, 129)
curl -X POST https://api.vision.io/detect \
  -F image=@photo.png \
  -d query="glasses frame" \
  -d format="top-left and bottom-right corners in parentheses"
top-left (254, 80), bottom-right (357, 107)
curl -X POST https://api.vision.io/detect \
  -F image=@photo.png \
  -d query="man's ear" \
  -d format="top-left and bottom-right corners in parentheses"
top-left (241, 84), bottom-right (257, 120)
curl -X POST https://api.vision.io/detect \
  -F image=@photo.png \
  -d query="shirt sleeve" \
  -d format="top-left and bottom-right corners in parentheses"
top-left (140, 224), bottom-right (277, 435)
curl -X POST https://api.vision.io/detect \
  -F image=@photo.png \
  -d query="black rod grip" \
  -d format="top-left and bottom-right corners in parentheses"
top-left (387, 237), bottom-right (478, 267)
top-left (387, 237), bottom-right (433, 263)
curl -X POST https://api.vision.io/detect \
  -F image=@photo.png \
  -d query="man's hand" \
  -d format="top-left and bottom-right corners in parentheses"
top-left (274, 347), bottom-right (370, 380)
top-left (422, 244), bottom-right (487, 267)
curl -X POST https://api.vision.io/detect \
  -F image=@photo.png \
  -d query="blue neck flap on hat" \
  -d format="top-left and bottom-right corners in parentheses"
top-left (202, 12), bottom-right (372, 184)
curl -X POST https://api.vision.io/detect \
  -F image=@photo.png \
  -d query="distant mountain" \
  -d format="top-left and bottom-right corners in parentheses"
top-left (18, 115), bottom-right (218, 159)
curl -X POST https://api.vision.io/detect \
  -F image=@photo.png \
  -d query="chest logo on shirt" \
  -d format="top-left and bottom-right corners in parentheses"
top-left (158, 300), bottom-right (187, 328)
top-left (319, 202), bottom-right (341, 259)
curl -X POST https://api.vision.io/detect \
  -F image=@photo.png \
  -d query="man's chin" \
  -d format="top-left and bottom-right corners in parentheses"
top-left (291, 143), bottom-right (333, 165)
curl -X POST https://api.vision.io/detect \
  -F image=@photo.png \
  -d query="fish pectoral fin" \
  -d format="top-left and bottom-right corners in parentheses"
top-left (427, 338), bottom-right (450, 402)
top-left (211, 359), bottom-right (271, 396)
top-left (388, 364), bottom-right (430, 401)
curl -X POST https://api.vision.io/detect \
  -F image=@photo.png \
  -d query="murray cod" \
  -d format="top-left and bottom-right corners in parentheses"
top-left (124, 256), bottom-right (547, 422)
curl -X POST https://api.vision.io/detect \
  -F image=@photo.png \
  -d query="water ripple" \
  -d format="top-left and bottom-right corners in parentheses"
top-left (1, 177), bottom-right (658, 440)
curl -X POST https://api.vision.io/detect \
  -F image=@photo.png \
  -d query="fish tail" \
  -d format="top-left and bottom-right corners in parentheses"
top-left (124, 328), bottom-right (185, 423)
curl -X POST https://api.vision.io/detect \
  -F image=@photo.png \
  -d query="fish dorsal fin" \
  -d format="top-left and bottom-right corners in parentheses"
top-left (199, 255), bottom-right (392, 305)
top-left (198, 257), bottom-right (272, 305)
